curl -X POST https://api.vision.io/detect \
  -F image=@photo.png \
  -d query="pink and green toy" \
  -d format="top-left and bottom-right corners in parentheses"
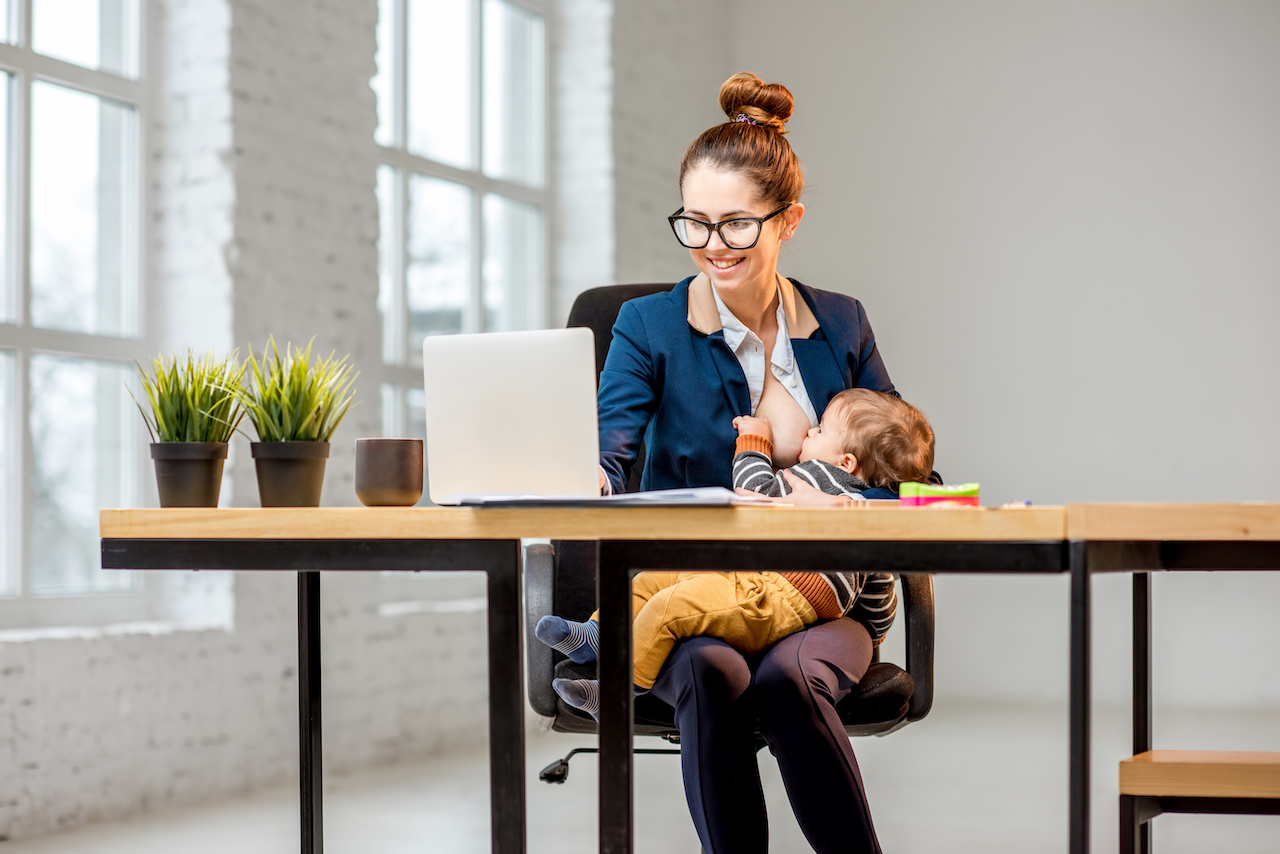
top-left (899, 482), bottom-right (980, 506)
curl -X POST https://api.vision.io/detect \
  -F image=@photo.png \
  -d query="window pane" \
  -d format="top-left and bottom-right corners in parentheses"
top-left (377, 165), bottom-right (401, 364)
top-left (406, 0), bottom-right (473, 168)
top-left (0, 74), bottom-right (9, 325)
top-left (407, 175), bottom-right (471, 353)
top-left (0, 351), bottom-right (15, 596)
top-left (30, 82), bottom-right (138, 337)
top-left (32, 0), bottom-right (139, 78)
top-left (0, 1), bottom-right (12, 44)
top-left (483, 194), bottom-right (541, 332)
top-left (374, 0), bottom-right (395, 147)
top-left (29, 355), bottom-right (139, 595)
top-left (483, 0), bottom-right (544, 186)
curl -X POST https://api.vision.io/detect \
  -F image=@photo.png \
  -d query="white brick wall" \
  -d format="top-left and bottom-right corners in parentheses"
top-left (0, 0), bottom-right (490, 840)
top-left (3, 0), bottom-right (753, 841)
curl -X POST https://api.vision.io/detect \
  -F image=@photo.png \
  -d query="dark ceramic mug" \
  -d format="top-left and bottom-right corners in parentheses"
top-left (355, 438), bottom-right (424, 506)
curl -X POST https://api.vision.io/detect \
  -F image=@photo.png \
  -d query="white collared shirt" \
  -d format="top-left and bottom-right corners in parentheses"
top-left (711, 282), bottom-right (819, 426)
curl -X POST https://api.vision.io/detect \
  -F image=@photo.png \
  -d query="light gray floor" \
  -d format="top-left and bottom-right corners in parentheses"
top-left (2, 703), bottom-right (1277, 853)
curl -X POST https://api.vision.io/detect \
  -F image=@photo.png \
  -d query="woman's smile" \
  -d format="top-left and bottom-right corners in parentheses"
top-left (708, 256), bottom-right (744, 273)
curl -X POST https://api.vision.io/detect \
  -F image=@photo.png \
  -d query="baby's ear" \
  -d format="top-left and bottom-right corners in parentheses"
top-left (840, 453), bottom-right (859, 474)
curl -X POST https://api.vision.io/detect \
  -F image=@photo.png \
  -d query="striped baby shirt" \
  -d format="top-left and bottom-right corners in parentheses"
top-left (732, 434), bottom-right (898, 642)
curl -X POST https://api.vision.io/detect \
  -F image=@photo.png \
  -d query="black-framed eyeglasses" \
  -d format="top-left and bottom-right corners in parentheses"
top-left (667, 203), bottom-right (792, 250)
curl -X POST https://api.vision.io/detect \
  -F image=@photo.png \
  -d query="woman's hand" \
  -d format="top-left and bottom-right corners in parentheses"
top-left (732, 414), bottom-right (774, 444)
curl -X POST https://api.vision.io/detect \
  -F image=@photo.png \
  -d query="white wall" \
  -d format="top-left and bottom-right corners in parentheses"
top-left (552, 0), bottom-right (615, 325)
top-left (723, 0), bottom-right (1280, 708)
top-left (609, 0), bottom-right (734, 289)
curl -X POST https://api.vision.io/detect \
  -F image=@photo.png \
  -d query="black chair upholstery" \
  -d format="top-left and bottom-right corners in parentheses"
top-left (524, 283), bottom-right (935, 741)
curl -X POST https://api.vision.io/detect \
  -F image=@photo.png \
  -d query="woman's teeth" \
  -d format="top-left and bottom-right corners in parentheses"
top-left (711, 258), bottom-right (742, 269)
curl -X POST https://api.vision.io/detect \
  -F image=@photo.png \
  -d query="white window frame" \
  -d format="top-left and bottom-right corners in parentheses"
top-left (0, 0), bottom-right (156, 629)
top-left (375, 0), bottom-right (551, 602)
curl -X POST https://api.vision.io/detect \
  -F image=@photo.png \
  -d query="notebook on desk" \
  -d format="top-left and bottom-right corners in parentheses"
top-left (422, 328), bottom-right (602, 505)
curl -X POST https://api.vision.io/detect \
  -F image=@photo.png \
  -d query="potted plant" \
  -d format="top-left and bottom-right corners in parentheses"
top-left (133, 350), bottom-right (245, 507)
top-left (240, 337), bottom-right (357, 507)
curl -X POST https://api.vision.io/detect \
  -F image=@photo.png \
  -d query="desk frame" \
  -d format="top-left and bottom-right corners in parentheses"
top-left (100, 537), bottom-right (527, 854)
top-left (1074, 539), bottom-right (1280, 854)
top-left (100, 505), bottom-right (1074, 853)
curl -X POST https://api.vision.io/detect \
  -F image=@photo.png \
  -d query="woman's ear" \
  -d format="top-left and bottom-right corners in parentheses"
top-left (781, 203), bottom-right (805, 240)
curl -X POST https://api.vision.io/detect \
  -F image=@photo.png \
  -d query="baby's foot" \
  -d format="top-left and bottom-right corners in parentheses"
top-left (534, 616), bottom-right (600, 664)
top-left (552, 677), bottom-right (600, 720)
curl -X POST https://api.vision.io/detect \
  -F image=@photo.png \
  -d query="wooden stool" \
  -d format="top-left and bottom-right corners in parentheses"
top-left (1119, 751), bottom-right (1280, 854)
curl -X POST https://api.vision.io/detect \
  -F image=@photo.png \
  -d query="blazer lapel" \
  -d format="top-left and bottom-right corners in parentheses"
top-left (794, 337), bottom-right (845, 414)
top-left (790, 281), bottom-right (848, 414)
top-left (686, 274), bottom-right (752, 416)
top-left (706, 332), bottom-right (751, 415)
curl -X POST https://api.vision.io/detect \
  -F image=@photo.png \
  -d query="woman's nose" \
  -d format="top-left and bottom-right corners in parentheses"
top-left (706, 229), bottom-right (729, 251)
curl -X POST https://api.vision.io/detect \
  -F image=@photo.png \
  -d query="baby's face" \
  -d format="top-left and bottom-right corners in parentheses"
top-left (797, 403), bottom-right (854, 471)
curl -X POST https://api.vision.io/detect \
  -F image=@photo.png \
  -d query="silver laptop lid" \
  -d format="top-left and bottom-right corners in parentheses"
top-left (422, 328), bottom-right (600, 504)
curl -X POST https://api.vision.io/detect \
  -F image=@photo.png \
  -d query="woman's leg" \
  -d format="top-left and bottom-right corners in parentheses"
top-left (649, 636), bottom-right (766, 854)
top-left (754, 618), bottom-right (881, 854)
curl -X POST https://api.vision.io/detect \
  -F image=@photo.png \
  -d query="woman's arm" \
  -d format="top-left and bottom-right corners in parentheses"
top-left (848, 299), bottom-right (897, 396)
top-left (597, 302), bottom-right (659, 495)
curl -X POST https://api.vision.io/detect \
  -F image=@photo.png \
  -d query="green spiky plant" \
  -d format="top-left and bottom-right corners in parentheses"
top-left (133, 350), bottom-right (246, 443)
top-left (240, 337), bottom-right (358, 442)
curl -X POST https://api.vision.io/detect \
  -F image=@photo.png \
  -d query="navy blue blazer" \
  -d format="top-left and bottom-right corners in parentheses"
top-left (598, 275), bottom-right (897, 494)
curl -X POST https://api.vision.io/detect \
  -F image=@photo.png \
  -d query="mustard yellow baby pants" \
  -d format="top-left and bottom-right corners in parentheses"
top-left (589, 570), bottom-right (819, 689)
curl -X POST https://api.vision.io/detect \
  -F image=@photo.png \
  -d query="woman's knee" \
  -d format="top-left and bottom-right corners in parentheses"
top-left (651, 637), bottom-right (752, 709)
top-left (755, 620), bottom-right (873, 708)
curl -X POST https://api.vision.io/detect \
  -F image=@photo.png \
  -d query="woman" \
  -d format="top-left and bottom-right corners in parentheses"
top-left (595, 72), bottom-right (897, 854)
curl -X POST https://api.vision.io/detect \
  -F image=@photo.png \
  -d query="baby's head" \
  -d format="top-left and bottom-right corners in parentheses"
top-left (798, 389), bottom-right (935, 488)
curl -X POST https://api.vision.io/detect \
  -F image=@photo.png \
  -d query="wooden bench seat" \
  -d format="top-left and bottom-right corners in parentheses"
top-left (1120, 750), bottom-right (1280, 799)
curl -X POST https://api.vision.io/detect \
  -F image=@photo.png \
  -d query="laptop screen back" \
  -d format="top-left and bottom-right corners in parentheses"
top-left (421, 328), bottom-right (600, 504)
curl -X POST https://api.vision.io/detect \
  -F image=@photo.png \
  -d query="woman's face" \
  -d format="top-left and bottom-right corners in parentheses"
top-left (680, 166), bottom-right (803, 304)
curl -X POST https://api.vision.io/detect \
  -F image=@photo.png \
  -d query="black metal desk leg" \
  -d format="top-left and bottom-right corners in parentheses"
top-left (598, 542), bottom-right (635, 854)
top-left (486, 543), bottom-right (527, 853)
top-left (1069, 541), bottom-right (1090, 854)
top-left (1133, 573), bottom-right (1152, 854)
top-left (299, 571), bottom-right (323, 854)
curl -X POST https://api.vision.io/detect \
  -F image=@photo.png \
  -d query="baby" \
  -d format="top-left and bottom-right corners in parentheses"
top-left (536, 388), bottom-right (935, 718)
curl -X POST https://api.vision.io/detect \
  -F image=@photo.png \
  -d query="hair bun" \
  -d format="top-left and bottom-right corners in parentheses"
top-left (719, 72), bottom-right (793, 134)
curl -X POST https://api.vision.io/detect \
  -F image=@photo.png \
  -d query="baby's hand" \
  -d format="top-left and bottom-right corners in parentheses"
top-left (732, 415), bottom-right (774, 443)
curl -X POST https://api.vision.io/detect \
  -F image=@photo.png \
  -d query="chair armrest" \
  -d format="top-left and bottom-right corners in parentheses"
top-left (524, 542), bottom-right (558, 717)
top-left (900, 573), bottom-right (934, 721)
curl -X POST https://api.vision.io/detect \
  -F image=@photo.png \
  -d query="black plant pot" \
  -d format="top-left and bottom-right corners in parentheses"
top-left (151, 442), bottom-right (229, 508)
top-left (251, 442), bottom-right (330, 507)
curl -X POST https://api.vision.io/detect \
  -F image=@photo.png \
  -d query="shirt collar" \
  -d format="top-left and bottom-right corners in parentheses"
top-left (686, 272), bottom-right (820, 339)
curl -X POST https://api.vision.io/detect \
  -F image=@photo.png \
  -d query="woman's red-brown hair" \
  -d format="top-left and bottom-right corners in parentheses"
top-left (679, 72), bottom-right (805, 209)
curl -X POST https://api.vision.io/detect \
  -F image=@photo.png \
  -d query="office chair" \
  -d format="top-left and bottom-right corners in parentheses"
top-left (525, 283), bottom-right (936, 782)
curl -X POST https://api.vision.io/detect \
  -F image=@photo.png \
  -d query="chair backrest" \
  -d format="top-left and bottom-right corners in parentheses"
top-left (566, 283), bottom-right (673, 495)
top-left (567, 283), bottom-right (675, 379)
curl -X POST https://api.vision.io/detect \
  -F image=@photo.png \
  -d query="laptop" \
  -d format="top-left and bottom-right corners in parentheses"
top-left (421, 328), bottom-right (601, 505)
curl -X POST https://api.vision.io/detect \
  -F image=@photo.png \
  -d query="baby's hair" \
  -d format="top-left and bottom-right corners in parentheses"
top-left (679, 72), bottom-right (805, 209)
top-left (827, 389), bottom-right (935, 488)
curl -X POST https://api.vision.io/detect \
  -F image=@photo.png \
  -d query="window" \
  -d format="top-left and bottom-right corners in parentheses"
top-left (373, 0), bottom-right (548, 602)
top-left (0, 0), bottom-right (150, 627)
top-left (374, 0), bottom-right (548, 449)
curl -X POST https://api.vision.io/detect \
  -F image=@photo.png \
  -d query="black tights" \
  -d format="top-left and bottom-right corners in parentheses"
top-left (647, 617), bottom-right (882, 854)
